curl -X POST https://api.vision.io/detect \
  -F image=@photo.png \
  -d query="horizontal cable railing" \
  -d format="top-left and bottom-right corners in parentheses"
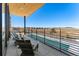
top-left (26, 27), bottom-right (79, 56)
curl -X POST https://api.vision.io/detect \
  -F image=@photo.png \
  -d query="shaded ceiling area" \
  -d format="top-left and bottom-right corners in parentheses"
top-left (8, 3), bottom-right (44, 16)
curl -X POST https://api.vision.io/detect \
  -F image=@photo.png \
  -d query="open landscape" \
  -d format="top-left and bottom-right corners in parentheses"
top-left (12, 27), bottom-right (79, 40)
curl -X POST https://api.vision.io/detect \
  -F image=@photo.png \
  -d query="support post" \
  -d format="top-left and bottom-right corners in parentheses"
top-left (0, 3), bottom-right (2, 56)
top-left (24, 16), bottom-right (26, 35)
top-left (5, 3), bottom-right (10, 56)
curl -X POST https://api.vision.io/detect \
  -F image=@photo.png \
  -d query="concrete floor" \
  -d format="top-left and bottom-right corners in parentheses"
top-left (25, 36), bottom-right (67, 56)
top-left (5, 34), bottom-right (67, 56)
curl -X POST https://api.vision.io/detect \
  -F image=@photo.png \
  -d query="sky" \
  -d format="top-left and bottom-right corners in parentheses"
top-left (3, 3), bottom-right (79, 28)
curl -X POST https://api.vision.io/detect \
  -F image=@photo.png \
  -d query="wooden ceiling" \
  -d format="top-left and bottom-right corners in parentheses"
top-left (8, 3), bottom-right (44, 16)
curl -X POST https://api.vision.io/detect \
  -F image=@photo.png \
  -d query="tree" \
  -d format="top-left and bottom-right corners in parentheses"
top-left (50, 28), bottom-right (56, 34)
top-left (66, 34), bottom-right (70, 38)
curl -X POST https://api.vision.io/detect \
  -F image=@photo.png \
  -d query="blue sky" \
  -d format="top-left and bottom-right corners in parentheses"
top-left (3, 3), bottom-right (79, 28)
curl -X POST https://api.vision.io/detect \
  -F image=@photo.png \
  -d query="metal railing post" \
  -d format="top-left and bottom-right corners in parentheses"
top-left (31, 27), bottom-right (32, 37)
top-left (44, 28), bottom-right (45, 44)
top-left (36, 28), bottom-right (37, 40)
top-left (59, 28), bottom-right (61, 50)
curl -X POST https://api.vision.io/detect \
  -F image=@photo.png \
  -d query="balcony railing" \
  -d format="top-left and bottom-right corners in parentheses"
top-left (26, 27), bottom-right (79, 56)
